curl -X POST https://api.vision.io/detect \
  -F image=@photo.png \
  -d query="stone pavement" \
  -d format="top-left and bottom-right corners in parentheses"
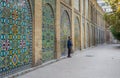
top-left (18, 44), bottom-right (120, 78)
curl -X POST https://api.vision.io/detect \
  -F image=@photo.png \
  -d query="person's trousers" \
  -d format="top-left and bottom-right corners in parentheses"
top-left (68, 48), bottom-right (71, 57)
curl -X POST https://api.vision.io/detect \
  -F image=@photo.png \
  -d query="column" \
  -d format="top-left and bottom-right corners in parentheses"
top-left (55, 0), bottom-right (61, 59)
top-left (32, 0), bottom-right (42, 66)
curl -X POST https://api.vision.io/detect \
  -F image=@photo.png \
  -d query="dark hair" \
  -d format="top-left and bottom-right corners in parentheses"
top-left (68, 36), bottom-right (71, 39)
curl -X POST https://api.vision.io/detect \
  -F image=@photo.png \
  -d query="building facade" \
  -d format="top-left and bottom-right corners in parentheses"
top-left (0, 0), bottom-right (111, 77)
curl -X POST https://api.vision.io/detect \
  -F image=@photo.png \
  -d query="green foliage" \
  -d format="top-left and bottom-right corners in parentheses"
top-left (110, 26), bottom-right (120, 40)
top-left (103, 0), bottom-right (120, 41)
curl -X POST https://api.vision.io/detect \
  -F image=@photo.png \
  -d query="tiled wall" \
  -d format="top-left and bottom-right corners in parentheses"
top-left (42, 0), bottom-right (56, 62)
top-left (0, 0), bottom-right (32, 77)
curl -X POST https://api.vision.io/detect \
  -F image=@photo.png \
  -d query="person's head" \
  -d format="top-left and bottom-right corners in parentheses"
top-left (68, 36), bottom-right (71, 40)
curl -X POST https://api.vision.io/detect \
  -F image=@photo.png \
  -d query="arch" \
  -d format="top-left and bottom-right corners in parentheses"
top-left (86, 23), bottom-right (90, 47)
top-left (27, 0), bottom-right (34, 16)
top-left (61, 10), bottom-right (71, 27)
top-left (95, 27), bottom-right (97, 44)
top-left (0, 0), bottom-right (33, 76)
top-left (43, 3), bottom-right (55, 18)
top-left (89, 25), bottom-right (93, 46)
top-left (75, 16), bottom-right (80, 26)
top-left (60, 10), bottom-right (71, 56)
top-left (81, 17), bottom-right (85, 48)
top-left (42, 3), bottom-right (55, 62)
top-left (74, 16), bottom-right (80, 50)
top-left (92, 26), bottom-right (95, 46)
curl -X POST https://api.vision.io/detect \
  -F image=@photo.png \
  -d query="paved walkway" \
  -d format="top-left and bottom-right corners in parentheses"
top-left (18, 44), bottom-right (120, 78)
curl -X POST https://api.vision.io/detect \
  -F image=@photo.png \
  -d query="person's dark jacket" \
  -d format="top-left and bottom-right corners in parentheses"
top-left (67, 40), bottom-right (72, 48)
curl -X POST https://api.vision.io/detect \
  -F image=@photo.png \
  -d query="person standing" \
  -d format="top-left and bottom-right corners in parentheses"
top-left (67, 36), bottom-right (73, 58)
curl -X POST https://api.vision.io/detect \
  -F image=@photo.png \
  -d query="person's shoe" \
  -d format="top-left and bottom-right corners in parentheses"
top-left (67, 56), bottom-right (72, 58)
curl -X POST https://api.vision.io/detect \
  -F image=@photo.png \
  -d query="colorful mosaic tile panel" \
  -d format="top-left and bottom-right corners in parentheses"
top-left (74, 17), bottom-right (80, 50)
top-left (60, 11), bottom-right (71, 56)
top-left (42, 0), bottom-right (56, 62)
top-left (0, 0), bottom-right (32, 77)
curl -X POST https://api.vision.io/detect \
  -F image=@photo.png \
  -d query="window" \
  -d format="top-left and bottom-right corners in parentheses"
top-left (74, 0), bottom-right (80, 11)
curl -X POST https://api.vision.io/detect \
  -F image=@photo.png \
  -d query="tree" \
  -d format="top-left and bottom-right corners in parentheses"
top-left (104, 0), bottom-right (120, 41)
top-left (110, 26), bottom-right (120, 40)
